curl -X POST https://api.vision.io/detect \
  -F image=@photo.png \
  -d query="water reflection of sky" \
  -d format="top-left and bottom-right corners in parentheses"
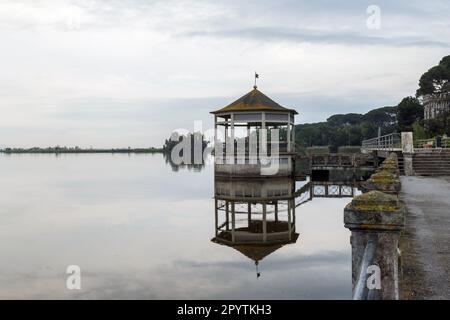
top-left (0, 153), bottom-right (351, 299)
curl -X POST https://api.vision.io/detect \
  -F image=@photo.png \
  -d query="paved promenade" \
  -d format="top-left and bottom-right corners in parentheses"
top-left (400, 176), bottom-right (450, 299)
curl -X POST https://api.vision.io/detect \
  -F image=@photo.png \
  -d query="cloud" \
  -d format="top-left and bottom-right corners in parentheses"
top-left (175, 250), bottom-right (349, 270)
top-left (181, 27), bottom-right (450, 48)
top-left (0, 0), bottom-right (449, 147)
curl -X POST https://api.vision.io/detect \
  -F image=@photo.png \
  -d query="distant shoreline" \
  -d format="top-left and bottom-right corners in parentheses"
top-left (0, 147), bottom-right (165, 154)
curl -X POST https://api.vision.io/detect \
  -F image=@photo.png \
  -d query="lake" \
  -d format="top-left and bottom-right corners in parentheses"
top-left (0, 153), bottom-right (353, 299)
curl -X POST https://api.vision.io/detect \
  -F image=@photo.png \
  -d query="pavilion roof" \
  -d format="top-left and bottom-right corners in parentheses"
top-left (211, 86), bottom-right (298, 115)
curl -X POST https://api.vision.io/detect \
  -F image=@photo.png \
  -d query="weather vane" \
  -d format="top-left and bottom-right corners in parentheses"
top-left (254, 72), bottom-right (259, 89)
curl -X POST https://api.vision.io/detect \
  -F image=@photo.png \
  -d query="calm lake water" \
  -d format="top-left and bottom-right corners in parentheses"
top-left (0, 153), bottom-right (352, 299)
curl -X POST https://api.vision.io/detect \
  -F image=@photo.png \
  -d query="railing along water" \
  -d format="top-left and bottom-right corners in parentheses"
top-left (361, 133), bottom-right (402, 152)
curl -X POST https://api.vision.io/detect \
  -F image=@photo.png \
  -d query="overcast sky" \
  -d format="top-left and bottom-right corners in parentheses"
top-left (1, 0), bottom-right (449, 148)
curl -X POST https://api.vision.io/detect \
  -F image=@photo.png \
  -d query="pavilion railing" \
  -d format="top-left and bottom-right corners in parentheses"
top-left (216, 141), bottom-right (291, 158)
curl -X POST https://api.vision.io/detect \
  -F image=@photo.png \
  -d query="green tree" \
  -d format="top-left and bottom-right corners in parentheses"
top-left (424, 111), bottom-right (450, 136)
top-left (360, 121), bottom-right (376, 139)
top-left (417, 55), bottom-right (450, 96)
top-left (412, 122), bottom-right (427, 140)
top-left (294, 106), bottom-right (397, 154)
top-left (363, 106), bottom-right (397, 131)
top-left (396, 96), bottom-right (424, 132)
top-left (327, 113), bottom-right (364, 126)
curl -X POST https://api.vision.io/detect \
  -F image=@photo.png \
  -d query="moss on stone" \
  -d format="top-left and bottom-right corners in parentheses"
top-left (380, 162), bottom-right (397, 168)
top-left (369, 170), bottom-right (399, 183)
top-left (376, 168), bottom-right (398, 175)
top-left (346, 190), bottom-right (401, 212)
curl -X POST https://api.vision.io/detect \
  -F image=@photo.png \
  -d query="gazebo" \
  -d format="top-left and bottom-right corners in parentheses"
top-left (211, 86), bottom-right (298, 177)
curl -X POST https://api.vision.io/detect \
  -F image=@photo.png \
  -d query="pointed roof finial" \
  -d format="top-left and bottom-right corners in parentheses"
top-left (254, 72), bottom-right (259, 90)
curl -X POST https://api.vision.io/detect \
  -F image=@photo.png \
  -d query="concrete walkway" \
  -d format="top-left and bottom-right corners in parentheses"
top-left (400, 176), bottom-right (450, 299)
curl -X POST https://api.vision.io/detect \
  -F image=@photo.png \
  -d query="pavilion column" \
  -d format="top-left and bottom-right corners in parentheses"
top-left (262, 112), bottom-right (266, 129)
top-left (214, 115), bottom-right (217, 142)
top-left (292, 116), bottom-right (295, 152)
top-left (261, 112), bottom-right (267, 156)
top-left (249, 122), bottom-right (257, 164)
top-left (231, 201), bottom-right (236, 242)
top-left (224, 122), bottom-right (228, 163)
top-left (230, 113), bottom-right (235, 164)
top-left (225, 201), bottom-right (229, 231)
top-left (290, 118), bottom-right (295, 175)
top-left (214, 116), bottom-right (220, 163)
top-left (247, 202), bottom-right (251, 227)
top-left (274, 202), bottom-right (278, 221)
top-left (224, 120), bottom-right (228, 140)
top-left (247, 124), bottom-right (251, 163)
top-left (262, 202), bottom-right (267, 242)
top-left (287, 199), bottom-right (292, 240)
top-left (214, 198), bottom-right (218, 236)
top-left (287, 119), bottom-right (291, 152)
top-left (292, 198), bottom-right (296, 225)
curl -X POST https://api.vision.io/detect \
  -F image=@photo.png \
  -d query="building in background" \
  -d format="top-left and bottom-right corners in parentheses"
top-left (423, 85), bottom-right (450, 120)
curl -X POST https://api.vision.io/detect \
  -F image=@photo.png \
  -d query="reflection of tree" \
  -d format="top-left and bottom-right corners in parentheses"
top-left (162, 132), bottom-right (210, 171)
top-left (163, 132), bottom-right (209, 164)
top-left (163, 152), bottom-right (205, 172)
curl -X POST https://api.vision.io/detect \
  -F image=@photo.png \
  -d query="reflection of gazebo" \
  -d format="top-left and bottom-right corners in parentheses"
top-left (212, 177), bottom-right (299, 277)
top-left (211, 86), bottom-right (298, 177)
